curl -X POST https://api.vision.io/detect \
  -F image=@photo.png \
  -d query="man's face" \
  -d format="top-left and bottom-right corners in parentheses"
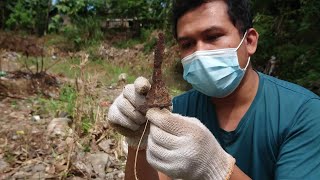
top-left (176, 1), bottom-right (249, 68)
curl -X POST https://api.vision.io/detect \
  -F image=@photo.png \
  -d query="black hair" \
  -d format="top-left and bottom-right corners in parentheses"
top-left (172, 0), bottom-right (253, 38)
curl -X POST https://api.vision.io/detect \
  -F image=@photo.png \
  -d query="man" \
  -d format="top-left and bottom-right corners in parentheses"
top-left (108, 0), bottom-right (320, 179)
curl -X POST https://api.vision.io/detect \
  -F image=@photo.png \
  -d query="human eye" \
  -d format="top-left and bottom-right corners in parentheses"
top-left (179, 40), bottom-right (194, 51)
top-left (205, 34), bottom-right (220, 43)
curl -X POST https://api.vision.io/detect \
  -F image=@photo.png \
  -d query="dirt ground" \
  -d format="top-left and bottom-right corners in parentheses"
top-left (0, 79), bottom-right (125, 179)
top-left (0, 46), bottom-right (128, 179)
top-left (0, 31), bottom-right (185, 179)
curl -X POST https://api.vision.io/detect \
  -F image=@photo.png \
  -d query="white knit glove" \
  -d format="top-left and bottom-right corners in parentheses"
top-left (107, 77), bottom-right (151, 148)
top-left (146, 108), bottom-right (236, 180)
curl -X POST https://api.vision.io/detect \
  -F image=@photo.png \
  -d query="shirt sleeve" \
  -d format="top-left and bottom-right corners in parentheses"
top-left (275, 98), bottom-right (320, 179)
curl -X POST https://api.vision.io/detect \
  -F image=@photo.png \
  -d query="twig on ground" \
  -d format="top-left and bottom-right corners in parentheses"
top-left (0, 94), bottom-right (27, 100)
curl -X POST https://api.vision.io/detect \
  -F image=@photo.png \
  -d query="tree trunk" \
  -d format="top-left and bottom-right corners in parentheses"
top-left (0, 1), bottom-right (4, 29)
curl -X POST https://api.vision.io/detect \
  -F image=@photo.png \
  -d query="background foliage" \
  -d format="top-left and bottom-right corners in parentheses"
top-left (0, 0), bottom-right (319, 94)
top-left (252, 0), bottom-right (320, 94)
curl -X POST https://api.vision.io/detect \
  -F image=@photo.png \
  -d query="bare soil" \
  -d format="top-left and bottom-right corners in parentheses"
top-left (0, 50), bottom-right (126, 179)
top-left (0, 76), bottom-right (125, 179)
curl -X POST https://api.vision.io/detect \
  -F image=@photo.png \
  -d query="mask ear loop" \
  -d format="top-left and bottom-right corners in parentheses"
top-left (236, 31), bottom-right (251, 71)
top-left (242, 57), bottom-right (251, 71)
top-left (236, 31), bottom-right (248, 51)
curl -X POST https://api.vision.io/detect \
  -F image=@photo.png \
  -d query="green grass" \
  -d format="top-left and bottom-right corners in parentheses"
top-left (34, 85), bottom-right (77, 117)
top-left (18, 55), bottom-right (139, 86)
top-left (10, 100), bottom-right (19, 110)
top-left (44, 34), bottom-right (68, 47)
top-left (4, 150), bottom-right (15, 164)
top-left (48, 58), bottom-right (81, 78)
top-left (113, 38), bottom-right (141, 49)
top-left (82, 117), bottom-right (92, 135)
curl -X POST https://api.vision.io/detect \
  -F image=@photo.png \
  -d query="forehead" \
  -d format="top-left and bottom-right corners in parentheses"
top-left (177, 1), bottom-right (234, 38)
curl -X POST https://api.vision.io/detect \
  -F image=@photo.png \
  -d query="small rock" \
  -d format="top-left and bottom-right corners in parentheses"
top-left (73, 152), bottom-right (92, 175)
top-left (45, 165), bottom-right (55, 174)
top-left (0, 159), bottom-right (10, 172)
top-left (118, 172), bottom-right (125, 178)
top-left (47, 91), bottom-right (59, 99)
top-left (55, 137), bottom-right (74, 154)
top-left (105, 173), bottom-right (115, 179)
top-left (118, 73), bottom-right (127, 83)
top-left (106, 167), bottom-right (113, 173)
top-left (32, 115), bottom-right (41, 122)
top-left (87, 153), bottom-right (110, 178)
top-left (11, 135), bottom-right (19, 140)
top-left (55, 164), bottom-right (67, 173)
top-left (31, 127), bottom-right (41, 134)
top-left (65, 137), bottom-right (74, 146)
top-left (105, 170), bottom-right (123, 179)
top-left (58, 111), bottom-right (69, 118)
top-left (98, 139), bottom-right (113, 153)
top-left (69, 177), bottom-right (87, 180)
top-left (74, 161), bottom-right (92, 176)
top-left (20, 165), bottom-right (33, 172)
top-left (30, 171), bottom-right (48, 179)
top-left (12, 171), bottom-right (32, 179)
top-left (47, 118), bottom-right (72, 137)
top-left (32, 164), bottom-right (46, 172)
top-left (9, 112), bottom-right (25, 119)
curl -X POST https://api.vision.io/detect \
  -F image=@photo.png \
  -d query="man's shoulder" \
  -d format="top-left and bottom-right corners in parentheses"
top-left (258, 73), bottom-right (320, 128)
top-left (259, 72), bottom-right (319, 99)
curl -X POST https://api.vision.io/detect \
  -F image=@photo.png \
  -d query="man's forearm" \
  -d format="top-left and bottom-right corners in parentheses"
top-left (125, 147), bottom-right (160, 180)
top-left (125, 147), bottom-right (249, 180)
top-left (229, 165), bottom-right (251, 180)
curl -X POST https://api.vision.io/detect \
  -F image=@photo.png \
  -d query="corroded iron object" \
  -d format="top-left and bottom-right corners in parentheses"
top-left (139, 33), bottom-right (172, 113)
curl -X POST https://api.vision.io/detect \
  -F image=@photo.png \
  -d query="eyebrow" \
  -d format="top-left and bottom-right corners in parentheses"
top-left (177, 37), bottom-right (191, 43)
top-left (177, 25), bottom-right (224, 42)
top-left (201, 25), bottom-right (224, 35)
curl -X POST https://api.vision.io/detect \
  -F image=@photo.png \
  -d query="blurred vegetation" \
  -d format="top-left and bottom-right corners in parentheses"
top-left (252, 0), bottom-right (320, 94)
top-left (0, 0), bottom-right (319, 94)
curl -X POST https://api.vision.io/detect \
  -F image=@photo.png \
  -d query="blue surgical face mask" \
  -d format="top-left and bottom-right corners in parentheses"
top-left (181, 32), bottom-right (250, 98)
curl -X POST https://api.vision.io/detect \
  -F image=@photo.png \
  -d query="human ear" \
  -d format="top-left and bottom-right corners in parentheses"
top-left (245, 28), bottom-right (259, 56)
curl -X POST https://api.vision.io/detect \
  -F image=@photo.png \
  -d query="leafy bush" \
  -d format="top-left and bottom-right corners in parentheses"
top-left (6, 0), bottom-right (35, 31)
top-left (48, 15), bottom-right (62, 33)
top-left (5, 0), bottom-right (51, 36)
top-left (61, 25), bottom-right (82, 50)
top-left (112, 28), bottom-right (157, 53)
top-left (251, 0), bottom-right (320, 95)
top-left (62, 16), bottom-right (103, 50)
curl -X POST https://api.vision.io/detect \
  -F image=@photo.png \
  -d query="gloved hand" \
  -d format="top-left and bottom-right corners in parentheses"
top-left (107, 77), bottom-right (151, 149)
top-left (146, 108), bottom-right (236, 180)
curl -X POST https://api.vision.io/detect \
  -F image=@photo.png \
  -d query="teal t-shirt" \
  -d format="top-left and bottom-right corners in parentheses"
top-left (172, 72), bottom-right (320, 179)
